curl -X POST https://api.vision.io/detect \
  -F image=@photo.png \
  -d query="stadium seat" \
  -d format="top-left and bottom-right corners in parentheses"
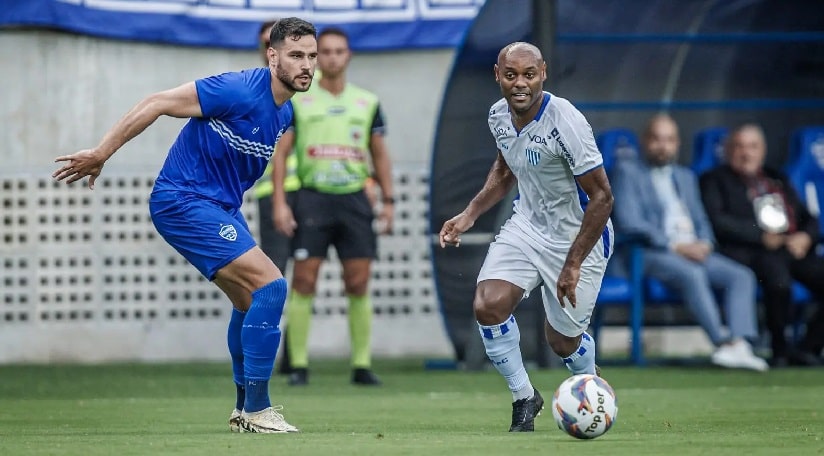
top-left (645, 277), bottom-right (680, 303)
top-left (592, 239), bottom-right (645, 364)
top-left (690, 127), bottom-right (728, 175)
top-left (592, 129), bottom-right (646, 365)
top-left (786, 126), bottom-right (824, 173)
top-left (596, 128), bottom-right (640, 172)
top-left (786, 126), bottom-right (824, 239)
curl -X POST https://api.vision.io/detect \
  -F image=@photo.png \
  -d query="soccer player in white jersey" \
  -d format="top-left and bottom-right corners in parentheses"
top-left (439, 42), bottom-right (614, 432)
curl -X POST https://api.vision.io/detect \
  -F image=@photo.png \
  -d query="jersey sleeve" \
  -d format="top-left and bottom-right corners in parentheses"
top-left (194, 72), bottom-right (250, 119)
top-left (286, 114), bottom-right (296, 133)
top-left (552, 101), bottom-right (603, 176)
top-left (487, 100), bottom-right (509, 146)
top-left (370, 103), bottom-right (386, 136)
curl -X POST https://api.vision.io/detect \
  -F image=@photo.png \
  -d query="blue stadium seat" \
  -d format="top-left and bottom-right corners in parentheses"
top-left (786, 126), bottom-right (824, 241)
top-left (596, 128), bottom-right (640, 173)
top-left (592, 128), bottom-right (645, 365)
top-left (786, 126), bottom-right (824, 173)
top-left (645, 278), bottom-right (680, 303)
top-left (690, 127), bottom-right (728, 175)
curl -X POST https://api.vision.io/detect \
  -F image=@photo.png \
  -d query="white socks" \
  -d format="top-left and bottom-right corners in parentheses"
top-left (479, 315), bottom-right (534, 401)
top-left (562, 331), bottom-right (596, 375)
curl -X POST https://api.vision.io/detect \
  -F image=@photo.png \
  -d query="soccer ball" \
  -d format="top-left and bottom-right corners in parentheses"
top-left (551, 374), bottom-right (618, 439)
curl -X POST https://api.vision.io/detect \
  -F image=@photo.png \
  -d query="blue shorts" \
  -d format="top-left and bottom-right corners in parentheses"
top-left (149, 192), bottom-right (257, 280)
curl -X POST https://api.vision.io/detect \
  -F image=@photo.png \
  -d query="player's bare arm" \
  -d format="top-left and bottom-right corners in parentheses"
top-left (439, 151), bottom-right (515, 248)
top-left (272, 129), bottom-right (297, 237)
top-left (556, 166), bottom-right (613, 308)
top-left (53, 82), bottom-right (203, 188)
top-left (370, 133), bottom-right (394, 234)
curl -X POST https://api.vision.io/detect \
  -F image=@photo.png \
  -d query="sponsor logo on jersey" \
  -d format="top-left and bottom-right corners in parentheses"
top-left (327, 106), bottom-right (346, 115)
top-left (494, 126), bottom-right (510, 138)
top-left (551, 127), bottom-right (575, 168)
top-left (307, 145), bottom-right (366, 161)
top-left (525, 147), bottom-right (541, 166)
top-left (219, 224), bottom-right (237, 241)
top-left (527, 132), bottom-right (548, 145)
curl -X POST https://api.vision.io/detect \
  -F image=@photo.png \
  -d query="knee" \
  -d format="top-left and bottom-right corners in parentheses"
top-left (291, 269), bottom-right (317, 295)
top-left (473, 288), bottom-right (512, 326)
top-left (734, 266), bottom-right (757, 290)
top-left (343, 276), bottom-right (369, 296)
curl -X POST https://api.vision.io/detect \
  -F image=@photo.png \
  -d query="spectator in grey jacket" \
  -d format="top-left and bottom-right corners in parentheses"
top-left (611, 114), bottom-right (767, 371)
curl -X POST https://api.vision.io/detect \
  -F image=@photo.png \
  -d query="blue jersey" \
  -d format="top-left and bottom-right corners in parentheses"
top-left (152, 68), bottom-right (293, 208)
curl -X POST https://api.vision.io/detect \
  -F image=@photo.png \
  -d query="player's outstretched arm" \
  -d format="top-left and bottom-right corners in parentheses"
top-left (53, 82), bottom-right (203, 189)
top-left (439, 151), bottom-right (515, 247)
top-left (556, 166), bottom-right (613, 307)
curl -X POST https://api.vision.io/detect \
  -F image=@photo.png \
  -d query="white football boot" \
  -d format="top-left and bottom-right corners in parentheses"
top-left (229, 408), bottom-right (242, 433)
top-left (239, 406), bottom-right (300, 433)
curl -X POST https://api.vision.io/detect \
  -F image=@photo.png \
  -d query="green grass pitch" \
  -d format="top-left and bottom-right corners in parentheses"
top-left (0, 360), bottom-right (821, 455)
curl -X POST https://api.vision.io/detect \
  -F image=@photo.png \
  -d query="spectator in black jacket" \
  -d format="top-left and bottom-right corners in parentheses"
top-left (700, 123), bottom-right (824, 367)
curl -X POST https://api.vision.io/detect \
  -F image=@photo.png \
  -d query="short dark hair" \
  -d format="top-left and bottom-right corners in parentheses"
top-left (259, 20), bottom-right (277, 36)
top-left (318, 26), bottom-right (349, 45)
top-left (269, 17), bottom-right (317, 48)
top-left (259, 19), bottom-right (277, 48)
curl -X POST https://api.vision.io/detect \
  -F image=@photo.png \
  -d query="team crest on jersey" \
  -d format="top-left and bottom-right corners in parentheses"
top-left (219, 224), bottom-right (237, 241)
top-left (525, 147), bottom-right (542, 166)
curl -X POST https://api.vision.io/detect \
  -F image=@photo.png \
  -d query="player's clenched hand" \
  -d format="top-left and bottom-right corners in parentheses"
top-left (439, 212), bottom-right (474, 248)
top-left (556, 263), bottom-right (581, 308)
top-left (273, 202), bottom-right (297, 237)
top-left (53, 149), bottom-right (107, 189)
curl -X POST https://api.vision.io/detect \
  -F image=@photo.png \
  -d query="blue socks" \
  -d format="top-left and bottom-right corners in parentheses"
top-left (479, 315), bottom-right (534, 401)
top-left (562, 332), bottom-right (597, 375)
top-left (241, 278), bottom-right (287, 413)
top-left (227, 308), bottom-right (246, 411)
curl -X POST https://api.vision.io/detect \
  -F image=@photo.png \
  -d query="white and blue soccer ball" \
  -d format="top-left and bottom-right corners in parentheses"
top-left (551, 374), bottom-right (618, 439)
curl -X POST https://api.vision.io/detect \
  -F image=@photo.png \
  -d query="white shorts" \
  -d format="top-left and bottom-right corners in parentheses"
top-left (477, 218), bottom-right (610, 337)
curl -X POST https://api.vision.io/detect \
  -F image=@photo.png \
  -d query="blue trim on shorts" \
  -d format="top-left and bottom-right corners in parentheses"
top-left (575, 183), bottom-right (611, 258)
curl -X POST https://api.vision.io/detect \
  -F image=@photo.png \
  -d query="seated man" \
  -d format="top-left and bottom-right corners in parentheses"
top-left (611, 114), bottom-right (767, 371)
top-left (700, 123), bottom-right (824, 367)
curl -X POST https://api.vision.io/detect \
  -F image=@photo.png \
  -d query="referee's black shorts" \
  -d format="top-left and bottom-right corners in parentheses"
top-left (291, 188), bottom-right (376, 260)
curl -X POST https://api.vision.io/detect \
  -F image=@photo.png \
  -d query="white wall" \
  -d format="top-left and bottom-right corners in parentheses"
top-left (0, 29), bottom-right (457, 363)
top-left (0, 29), bottom-right (455, 170)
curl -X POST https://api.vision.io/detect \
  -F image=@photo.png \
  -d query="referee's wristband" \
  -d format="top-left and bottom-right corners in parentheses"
top-left (382, 196), bottom-right (396, 205)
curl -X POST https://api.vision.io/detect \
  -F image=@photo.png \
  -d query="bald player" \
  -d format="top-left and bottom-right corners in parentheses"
top-left (439, 42), bottom-right (614, 432)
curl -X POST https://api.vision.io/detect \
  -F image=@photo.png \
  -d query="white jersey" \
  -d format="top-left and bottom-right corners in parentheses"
top-left (487, 92), bottom-right (613, 253)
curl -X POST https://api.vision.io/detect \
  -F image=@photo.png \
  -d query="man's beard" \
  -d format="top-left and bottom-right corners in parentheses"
top-left (647, 153), bottom-right (673, 167)
top-left (276, 65), bottom-right (310, 93)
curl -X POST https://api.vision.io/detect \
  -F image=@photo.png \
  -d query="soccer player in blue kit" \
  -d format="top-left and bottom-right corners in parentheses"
top-left (52, 17), bottom-right (317, 434)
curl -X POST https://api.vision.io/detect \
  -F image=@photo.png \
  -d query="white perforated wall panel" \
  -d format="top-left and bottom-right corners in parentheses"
top-left (0, 166), bottom-right (452, 363)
